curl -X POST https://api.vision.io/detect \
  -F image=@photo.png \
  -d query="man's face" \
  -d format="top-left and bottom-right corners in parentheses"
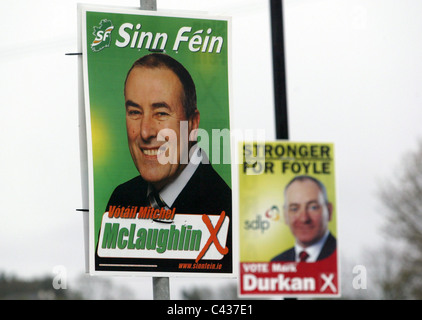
top-left (284, 179), bottom-right (332, 248)
top-left (124, 66), bottom-right (199, 190)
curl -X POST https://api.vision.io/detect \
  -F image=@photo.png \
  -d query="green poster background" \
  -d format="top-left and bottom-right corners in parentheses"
top-left (84, 10), bottom-right (231, 247)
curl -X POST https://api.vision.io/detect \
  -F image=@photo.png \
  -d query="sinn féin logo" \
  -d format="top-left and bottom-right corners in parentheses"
top-left (91, 19), bottom-right (114, 52)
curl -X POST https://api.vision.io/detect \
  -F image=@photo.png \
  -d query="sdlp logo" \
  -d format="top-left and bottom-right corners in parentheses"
top-left (244, 206), bottom-right (280, 234)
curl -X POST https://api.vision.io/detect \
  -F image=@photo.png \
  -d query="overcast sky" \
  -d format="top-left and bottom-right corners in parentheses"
top-left (1, 0), bottom-right (422, 299)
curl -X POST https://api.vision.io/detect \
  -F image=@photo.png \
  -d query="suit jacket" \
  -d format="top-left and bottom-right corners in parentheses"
top-left (271, 232), bottom-right (336, 262)
top-left (96, 162), bottom-right (232, 273)
top-left (106, 162), bottom-right (232, 217)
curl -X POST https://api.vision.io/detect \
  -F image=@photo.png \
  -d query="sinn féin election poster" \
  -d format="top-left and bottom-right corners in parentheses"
top-left (238, 141), bottom-right (339, 297)
top-left (79, 5), bottom-right (233, 277)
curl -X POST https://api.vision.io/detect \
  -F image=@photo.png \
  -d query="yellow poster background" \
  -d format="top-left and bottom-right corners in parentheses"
top-left (238, 141), bottom-right (337, 262)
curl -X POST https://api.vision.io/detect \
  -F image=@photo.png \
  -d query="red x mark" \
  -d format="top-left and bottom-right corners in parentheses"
top-left (195, 211), bottom-right (229, 263)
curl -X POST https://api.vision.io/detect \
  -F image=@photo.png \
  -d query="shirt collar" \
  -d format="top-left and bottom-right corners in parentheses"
top-left (147, 145), bottom-right (203, 208)
top-left (294, 230), bottom-right (329, 262)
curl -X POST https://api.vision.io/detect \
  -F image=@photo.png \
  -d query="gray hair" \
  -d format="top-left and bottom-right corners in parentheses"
top-left (283, 175), bottom-right (329, 207)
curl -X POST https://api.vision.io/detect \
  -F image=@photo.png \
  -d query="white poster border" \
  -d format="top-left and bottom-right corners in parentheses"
top-left (78, 4), bottom-right (237, 278)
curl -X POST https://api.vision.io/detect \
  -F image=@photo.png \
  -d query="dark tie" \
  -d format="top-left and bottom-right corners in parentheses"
top-left (148, 189), bottom-right (173, 223)
top-left (299, 251), bottom-right (309, 262)
top-left (148, 189), bottom-right (166, 209)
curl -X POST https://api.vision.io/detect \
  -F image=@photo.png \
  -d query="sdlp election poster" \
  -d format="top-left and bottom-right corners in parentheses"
top-left (238, 141), bottom-right (340, 297)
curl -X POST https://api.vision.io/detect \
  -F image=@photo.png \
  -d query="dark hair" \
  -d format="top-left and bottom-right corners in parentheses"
top-left (125, 53), bottom-right (197, 118)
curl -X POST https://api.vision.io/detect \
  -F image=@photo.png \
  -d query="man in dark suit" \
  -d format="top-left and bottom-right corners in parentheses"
top-left (271, 175), bottom-right (336, 263)
top-left (96, 53), bottom-right (232, 273)
top-left (112, 51), bottom-right (231, 216)
top-left (107, 156), bottom-right (231, 217)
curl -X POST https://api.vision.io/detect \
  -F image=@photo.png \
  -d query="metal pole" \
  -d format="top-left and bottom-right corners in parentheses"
top-left (270, 0), bottom-right (289, 140)
top-left (271, 0), bottom-right (297, 301)
top-left (138, 0), bottom-right (170, 301)
top-left (153, 277), bottom-right (170, 300)
top-left (140, 0), bottom-right (157, 10)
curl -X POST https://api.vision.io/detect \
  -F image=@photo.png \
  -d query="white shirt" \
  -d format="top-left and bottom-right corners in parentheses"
top-left (294, 230), bottom-right (330, 262)
top-left (147, 145), bottom-right (204, 208)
